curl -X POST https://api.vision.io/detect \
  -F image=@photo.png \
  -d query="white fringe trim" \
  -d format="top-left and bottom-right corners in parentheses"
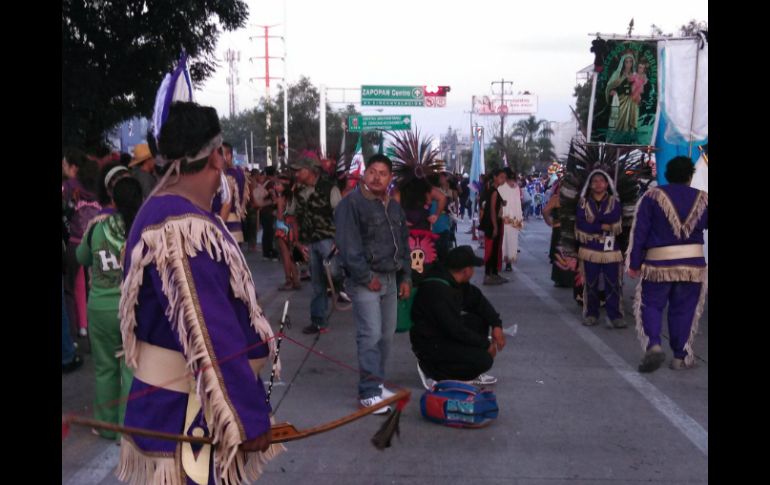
top-left (640, 264), bottom-right (706, 283)
top-left (119, 214), bottom-right (280, 484)
top-left (624, 194), bottom-right (647, 273)
top-left (682, 270), bottom-right (708, 367)
top-left (575, 229), bottom-right (602, 244)
top-left (82, 213), bottom-right (111, 245)
top-left (579, 198), bottom-right (595, 224)
top-left (116, 437), bottom-right (181, 485)
top-left (227, 174), bottom-right (248, 221)
top-left (647, 188), bottom-right (708, 240)
top-left (579, 259), bottom-right (588, 318)
top-left (682, 191), bottom-right (708, 240)
top-left (633, 278), bottom-right (648, 352)
top-left (578, 247), bottom-right (623, 264)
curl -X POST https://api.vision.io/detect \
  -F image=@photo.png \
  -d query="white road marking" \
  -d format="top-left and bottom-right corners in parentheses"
top-left (63, 443), bottom-right (119, 485)
top-left (516, 269), bottom-right (708, 456)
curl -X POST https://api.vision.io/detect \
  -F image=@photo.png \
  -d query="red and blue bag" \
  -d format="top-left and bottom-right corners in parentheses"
top-left (419, 380), bottom-right (498, 428)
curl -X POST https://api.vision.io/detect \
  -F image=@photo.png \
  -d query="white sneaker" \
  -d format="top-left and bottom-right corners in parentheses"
top-left (359, 395), bottom-right (391, 415)
top-left (79, 328), bottom-right (88, 337)
top-left (379, 385), bottom-right (395, 399)
top-left (417, 364), bottom-right (436, 390)
top-left (471, 373), bottom-right (497, 386)
top-left (338, 291), bottom-right (352, 303)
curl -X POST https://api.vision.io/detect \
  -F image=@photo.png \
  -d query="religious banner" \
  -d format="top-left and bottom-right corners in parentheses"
top-left (590, 40), bottom-right (658, 145)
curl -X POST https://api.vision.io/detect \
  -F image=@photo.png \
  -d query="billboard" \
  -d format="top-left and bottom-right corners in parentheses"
top-left (472, 94), bottom-right (537, 115)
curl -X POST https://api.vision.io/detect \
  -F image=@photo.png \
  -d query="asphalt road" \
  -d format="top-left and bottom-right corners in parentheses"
top-left (62, 217), bottom-right (707, 484)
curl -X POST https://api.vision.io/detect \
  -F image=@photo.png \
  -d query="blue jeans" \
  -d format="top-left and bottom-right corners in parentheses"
top-left (348, 272), bottom-right (397, 399)
top-left (62, 279), bottom-right (76, 365)
top-left (310, 239), bottom-right (336, 328)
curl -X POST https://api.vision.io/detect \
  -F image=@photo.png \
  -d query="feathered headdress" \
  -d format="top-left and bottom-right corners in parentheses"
top-left (557, 140), bottom-right (653, 257)
top-left (387, 129), bottom-right (444, 184)
top-left (149, 51), bottom-right (195, 168)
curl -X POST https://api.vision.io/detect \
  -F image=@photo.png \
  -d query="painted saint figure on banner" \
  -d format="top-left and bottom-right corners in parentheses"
top-left (590, 40), bottom-right (658, 146)
top-left (606, 52), bottom-right (637, 133)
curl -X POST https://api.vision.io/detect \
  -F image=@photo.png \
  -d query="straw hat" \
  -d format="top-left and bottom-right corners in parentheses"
top-left (128, 143), bottom-right (153, 167)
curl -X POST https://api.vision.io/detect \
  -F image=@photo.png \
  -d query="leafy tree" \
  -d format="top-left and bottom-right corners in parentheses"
top-left (572, 82), bottom-right (592, 135)
top-left (536, 135), bottom-right (557, 166)
top-left (219, 79), bottom-right (363, 168)
top-left (679, 20), bottom-right (707, 36)
top-left (62, 0), bottom-right (249, 149)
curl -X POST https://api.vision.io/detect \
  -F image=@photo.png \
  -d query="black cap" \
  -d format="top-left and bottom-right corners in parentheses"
top-left (445, 245), bottom-right (484, 270)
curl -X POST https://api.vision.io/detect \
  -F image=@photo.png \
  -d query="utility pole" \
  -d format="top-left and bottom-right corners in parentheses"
top-left (320, 84), bottom-right (327, 158)
top-left (250, 24), bottom-right (285, 168)
top-left (491, 78), bottom-right (514, 146)
top-left (224, 49), bottom-right (240, 118)
top-left (282, 0), bottom-right (289, 168)
top-left (250, 131), bottom-right (254, 169)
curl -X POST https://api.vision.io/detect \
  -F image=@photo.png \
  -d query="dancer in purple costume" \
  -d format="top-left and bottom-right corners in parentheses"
top-left (117, 102), bottom-right (282, 484)
top-left (627, 156), bottom-right (708, 372)
top-left (575, 169), bottom-right (626, 328)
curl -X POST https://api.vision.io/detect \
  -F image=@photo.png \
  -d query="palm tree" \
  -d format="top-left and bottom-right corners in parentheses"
top-left (536, 135), bottom-right (557, 165)
top-left (491, 131), bottom-right (527, 173)
top-left (515, 115), bottom-right (547, 146)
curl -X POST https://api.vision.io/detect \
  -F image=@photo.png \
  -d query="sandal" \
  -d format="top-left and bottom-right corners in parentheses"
top-left (638, 347), bottom-right (665, 373)
top-left (669, 358), bottom-right (696, 371)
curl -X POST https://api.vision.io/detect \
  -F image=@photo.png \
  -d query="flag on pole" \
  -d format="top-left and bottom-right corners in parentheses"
top-left (479, 129), bottom-right (485, 177)
top-left (336, 130), bottom-right (347, 176)
top-left (503, 152), bottom-right (509, 168)
top-left (469, 127), bottom-right (484, 194)
top-left (349, 134), bottom-right (364, 179)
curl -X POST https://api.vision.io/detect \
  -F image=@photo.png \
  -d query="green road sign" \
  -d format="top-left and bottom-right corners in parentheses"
top-left (361, 85), bottom-right (424, 106)
top-left (348, 115), bottom-right (412, 132)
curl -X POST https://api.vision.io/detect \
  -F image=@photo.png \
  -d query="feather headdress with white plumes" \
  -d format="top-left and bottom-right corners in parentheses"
top-left (149, 51), bottom-right (195, 168)
top-left (558, 140), bottom-right (654, 257)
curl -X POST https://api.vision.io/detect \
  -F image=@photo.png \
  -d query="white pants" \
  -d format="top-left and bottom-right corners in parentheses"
top-left (502, 225), bottom-right (520, 263)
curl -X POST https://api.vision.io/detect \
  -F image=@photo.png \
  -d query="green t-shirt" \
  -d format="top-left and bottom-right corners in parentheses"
top-left (76, 214), bottom-right (126, 311)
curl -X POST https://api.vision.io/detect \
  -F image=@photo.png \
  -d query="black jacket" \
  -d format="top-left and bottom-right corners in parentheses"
top-left (410, 264), bottom-right (502, 349)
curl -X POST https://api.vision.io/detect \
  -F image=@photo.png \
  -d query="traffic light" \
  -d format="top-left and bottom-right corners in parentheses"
top-left (424, 85), bottom-right (451, 96)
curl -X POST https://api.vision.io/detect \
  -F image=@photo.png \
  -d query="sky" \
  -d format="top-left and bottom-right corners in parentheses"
top-left (195, 0), bottom-right (707, 142)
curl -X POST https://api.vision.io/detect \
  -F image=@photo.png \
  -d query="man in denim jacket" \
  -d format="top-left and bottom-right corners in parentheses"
top-left (335, 154), bottom-right (412, 414)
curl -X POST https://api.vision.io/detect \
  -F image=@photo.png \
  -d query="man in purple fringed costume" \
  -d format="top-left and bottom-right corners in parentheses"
top-left (627, 156), bottom-right (708, 372)
top-left (117, 102), bottom-right (283, 485)
top-left (212, 142), bottom-right (249, 245)
top-left (575, 169), bottom-right (627, 328)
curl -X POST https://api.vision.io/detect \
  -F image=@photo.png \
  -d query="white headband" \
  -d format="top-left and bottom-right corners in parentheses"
top-left (181, 133), bottom-right (223, 164)
top-left (105, 165), bottom-right (129, 188)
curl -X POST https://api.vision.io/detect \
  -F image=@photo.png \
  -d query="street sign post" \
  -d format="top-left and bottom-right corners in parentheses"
top-left (361, 85), bottom-right (424, 106)
top-left (348, 115), bottom-right (412, 132)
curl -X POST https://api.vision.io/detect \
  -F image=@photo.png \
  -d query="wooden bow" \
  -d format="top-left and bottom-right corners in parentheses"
top-left (63, 388), bottom-right (411, 445)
